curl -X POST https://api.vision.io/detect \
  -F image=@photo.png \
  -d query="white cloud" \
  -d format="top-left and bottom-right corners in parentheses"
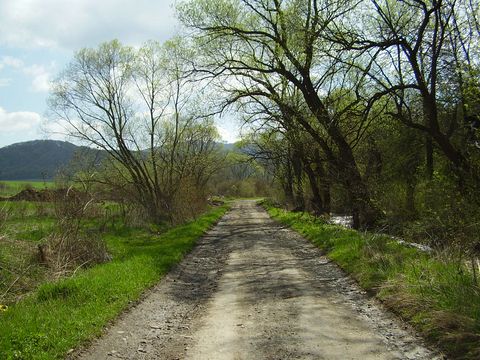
top-left (23, 64), bottom-right (52, 92)
top-left (0, 106), bottom-right (72, 147)
top-left (0, 107), bottom-right (42, 132)
top-left (0, 107), bottom-right (51, 147)
top-left (1, 56), bottom-right (24, 68)
top-left (0, 0), bottom-right (178, 50)
top-left (217, 124), bottom-right (240, 143)
top-left (0, 56), bottom-right (54, 92)
top-left (41, 120), bottom-right (65, 136)
top-left (0, 78), bottom-right (11, 87)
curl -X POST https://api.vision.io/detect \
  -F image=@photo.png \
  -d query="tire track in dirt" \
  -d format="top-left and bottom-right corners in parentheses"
top-left (73, 200), bottom-right (443, 360)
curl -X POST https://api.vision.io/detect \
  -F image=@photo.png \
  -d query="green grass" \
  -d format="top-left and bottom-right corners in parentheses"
top-left (1, 201), bottom-right (56, 234)
top-left (0, 204), bottom-right (229, 360)
top-left (0, 180), bottom-right (54, 197)
top-left (264, 203), bottom-right (480, 360)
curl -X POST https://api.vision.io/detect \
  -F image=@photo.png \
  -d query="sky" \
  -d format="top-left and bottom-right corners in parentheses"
top-left (0, 0), bottom-right (240, 148)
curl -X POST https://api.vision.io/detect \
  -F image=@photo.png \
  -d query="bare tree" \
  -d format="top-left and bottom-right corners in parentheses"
top-left (49, 40), bottom-right (222, 223)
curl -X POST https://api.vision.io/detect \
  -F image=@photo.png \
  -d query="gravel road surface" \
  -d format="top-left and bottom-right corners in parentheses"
top-left (73, 200), bottom-right (442, 360)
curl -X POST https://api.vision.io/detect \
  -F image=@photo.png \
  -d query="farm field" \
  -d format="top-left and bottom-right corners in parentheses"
top-left (0, 180), bottom-right (54, 197)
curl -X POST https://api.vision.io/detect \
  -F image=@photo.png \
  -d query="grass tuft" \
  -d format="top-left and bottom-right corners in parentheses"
top-left (37, 281), bottom-right (81, 302)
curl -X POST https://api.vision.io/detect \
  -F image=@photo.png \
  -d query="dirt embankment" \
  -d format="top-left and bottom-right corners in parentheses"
top-left (1, 188), bottom-right (88, 202)
top-left (73, 200), bottom-right (442, 360)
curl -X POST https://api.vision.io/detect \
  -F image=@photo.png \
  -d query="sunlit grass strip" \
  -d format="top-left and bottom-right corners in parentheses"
top-left (264, 203), bottom-right (480, 360)
top-left (0, 204), bottom-right (229, 360)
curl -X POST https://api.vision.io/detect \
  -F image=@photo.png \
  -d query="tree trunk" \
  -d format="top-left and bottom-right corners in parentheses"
top-left (334, 131), bottom-right (382, 229)
top-left (321, 184), bottom-right (331, 215)
top-left (423, 94), bottom-right (475, 179)
top-left (291, 150), bottom-right (305, 211)
top-left (405, 179), bottom-right (416, 218)
top-left (283, 159), bottom-right (295, 207)
top-left (304, 162), bottom-right (324, 215)
top-left (425, 136), bottom-right (434, 180)
top-left (298, 77), bottom-right (381, 228)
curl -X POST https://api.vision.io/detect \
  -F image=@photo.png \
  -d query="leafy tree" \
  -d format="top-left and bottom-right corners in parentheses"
top-left (178, 0), bottom-right (382, 227)
top-left (332, 0), bottom-right (480, 184)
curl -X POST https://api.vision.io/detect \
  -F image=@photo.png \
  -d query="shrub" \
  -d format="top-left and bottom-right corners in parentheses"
top-left (41, 187), bottom-right (109, 276)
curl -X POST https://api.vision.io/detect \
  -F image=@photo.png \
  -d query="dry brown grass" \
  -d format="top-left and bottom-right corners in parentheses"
top-left (41, 187), bottom-right (110, 277)
top-left (0, 204), bottom-right (9, 235)
top-left (42, 230), bottom-right (109, 278)
top-left (0, 236), bottom-right (48, 304)
top-left (168, 180), bottom-right (208, 224)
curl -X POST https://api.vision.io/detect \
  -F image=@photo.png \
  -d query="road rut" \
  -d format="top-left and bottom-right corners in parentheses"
top-left (74, 200), bottom-right (442, 359)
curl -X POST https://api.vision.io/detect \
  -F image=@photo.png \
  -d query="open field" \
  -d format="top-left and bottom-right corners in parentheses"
top-left (0, 180), bottom-right (55, 197)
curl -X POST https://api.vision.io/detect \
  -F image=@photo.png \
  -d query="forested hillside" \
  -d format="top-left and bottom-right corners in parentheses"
top-left (0, 140), bottom-right (100, 180)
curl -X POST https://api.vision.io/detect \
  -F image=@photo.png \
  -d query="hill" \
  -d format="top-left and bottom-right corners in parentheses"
top-left (0, 140), bottom-right (237, 180)
top-left (0, 140), bottom-right (100, 180)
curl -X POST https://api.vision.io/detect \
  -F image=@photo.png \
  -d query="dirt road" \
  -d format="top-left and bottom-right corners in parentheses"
top-left (74, 200), bottom-right (442, 359)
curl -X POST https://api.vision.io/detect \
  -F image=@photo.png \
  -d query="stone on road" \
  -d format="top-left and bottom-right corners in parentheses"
top-left (73, 200), bottom-right (441, 360)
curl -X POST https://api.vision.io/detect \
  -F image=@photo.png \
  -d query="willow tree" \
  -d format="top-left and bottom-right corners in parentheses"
top-left (49, 39), bottom-right (222, 223)
top-left (177, 0), bottom-right (382, 227)
top-left (329, 0), bottom-right (480, 184)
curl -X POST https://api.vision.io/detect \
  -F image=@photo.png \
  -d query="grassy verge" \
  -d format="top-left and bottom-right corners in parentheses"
top-left (263, 202), bottom-right (480, 359)
top-left (0, 204), bottom-right (229, 360)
